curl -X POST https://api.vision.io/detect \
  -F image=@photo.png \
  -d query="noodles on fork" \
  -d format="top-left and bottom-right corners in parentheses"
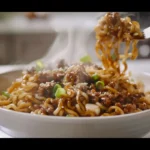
top-left (95, 12), bottom-right (143, 74)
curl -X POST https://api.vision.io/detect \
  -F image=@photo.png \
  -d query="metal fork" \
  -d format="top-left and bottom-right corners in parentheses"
top-left (131, 27), bottom-right (150, 40)
top-left (142, 27), bottom-right (150, 39)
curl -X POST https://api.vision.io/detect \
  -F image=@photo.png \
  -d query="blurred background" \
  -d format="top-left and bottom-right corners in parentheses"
top-left (0, 12), bottom-right (150, 70)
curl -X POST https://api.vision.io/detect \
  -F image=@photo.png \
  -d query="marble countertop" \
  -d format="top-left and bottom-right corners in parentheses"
top-left (0, 130), bottom-right (149, 138)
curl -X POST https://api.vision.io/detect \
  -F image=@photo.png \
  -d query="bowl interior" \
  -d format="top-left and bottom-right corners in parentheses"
top-left (0, 70), bottom-right (22, 92)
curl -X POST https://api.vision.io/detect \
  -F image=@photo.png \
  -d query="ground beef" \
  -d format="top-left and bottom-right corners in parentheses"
top-left (37, 81), bottom-right (56, 97)
top-left (123, 104), bottom-right (137, 113)
top-left (87, 89), bottom-right (100, 103)
top-left (38, 70), bottom-right (65, 83)
top-left (75, 83), bottom-right (88, 92)
top-left (38, 71), bottom-right (54, 83)
top-left (53, 71), bottom-right (65, 82)
top-left (100, 96), bottom-right (112, 107)
top-left (64, 64), bottom-right (91, 84)
top-left (57, 59), bottom-right (68, 69)
top-left (138, 102), bottom-right (149, 110)
top-left (83, 63), bottom-right (102, 70)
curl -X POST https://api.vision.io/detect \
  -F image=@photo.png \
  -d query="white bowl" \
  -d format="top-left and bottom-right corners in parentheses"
top-left (0, 71), bottom-right (150, 138)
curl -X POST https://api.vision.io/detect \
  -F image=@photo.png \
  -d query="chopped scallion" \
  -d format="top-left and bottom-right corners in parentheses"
top-left (35, 60), bottom-right (44, 71)
top-left (53, 84), bottom-right (62, 94)
top-left (2, 91), bottom-right (10, 98)
top-left (92, 73), bottom-right (100, 81)
top-left (55, 88), bottom-right (66, 98)
top-left (80, 55), bottom-right (92, 63)
top-left (96, 81), bottom-right (105, 90)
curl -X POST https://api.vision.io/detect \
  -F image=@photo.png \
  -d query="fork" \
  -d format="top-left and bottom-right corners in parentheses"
top-left (131, 27), bottom-right (150, 40)
top-left (142, 27), bottom-right (150, 40)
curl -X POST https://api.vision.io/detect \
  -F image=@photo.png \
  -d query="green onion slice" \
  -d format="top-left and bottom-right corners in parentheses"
top-left (92, 73), bottom-right (100, 81)
top-left (80, 55), bottom-right (92, 63)
top-left (96, 81), bottom-right (105, 90)
top-left (35, 60), bottom-right (45, 71)
top-left (55, 88), bottom-right (67, 98)
top-left (2, 91), bottom-right (10, 98)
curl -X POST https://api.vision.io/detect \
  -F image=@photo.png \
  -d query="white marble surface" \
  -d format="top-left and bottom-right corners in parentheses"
top-left (0, 128), bottom-right (149, 138)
